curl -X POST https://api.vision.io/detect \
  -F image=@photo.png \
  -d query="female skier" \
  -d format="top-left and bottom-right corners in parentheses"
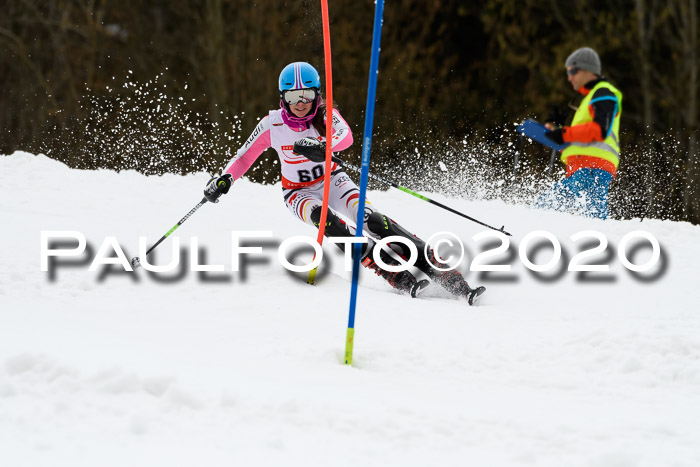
top-left (203, 62), bottom-right (484, 304)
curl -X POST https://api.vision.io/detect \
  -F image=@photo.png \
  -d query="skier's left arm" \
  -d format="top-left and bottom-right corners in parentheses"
top-left (561, 88), bottom-right (619, 143)
top-left (328, 108), bottom-right (353, 152)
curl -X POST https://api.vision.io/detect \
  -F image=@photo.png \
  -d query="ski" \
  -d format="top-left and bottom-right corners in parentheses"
top-left (404, 272), bottom-right (485, 306)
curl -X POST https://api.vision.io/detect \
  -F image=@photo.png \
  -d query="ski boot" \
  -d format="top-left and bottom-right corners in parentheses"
top-left (366, 211), bottom-right (486, 305)
top-left (424, 249), bottom-right (485, 305)
top-left (361, 246), bottom-right (429, 297)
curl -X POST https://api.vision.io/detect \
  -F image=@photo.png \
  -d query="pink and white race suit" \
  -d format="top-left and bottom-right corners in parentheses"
top-left (224, 108), bottom-right (374, 226)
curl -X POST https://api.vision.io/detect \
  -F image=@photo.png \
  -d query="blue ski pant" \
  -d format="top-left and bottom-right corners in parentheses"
top-left (534, 168), bottom-right (613, 219)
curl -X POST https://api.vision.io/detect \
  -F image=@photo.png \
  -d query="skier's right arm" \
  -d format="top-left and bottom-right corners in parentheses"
top-left (224, 116), bottom-right (272, 180)
top-left (203, 116), bottom-right (271, 203)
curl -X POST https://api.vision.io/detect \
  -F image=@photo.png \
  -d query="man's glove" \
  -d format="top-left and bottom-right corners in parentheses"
top-left (545, 105), bottom-right (567, 126)
top-left (203, 173), bottom-right (233, 203)
top-left (544, 127), bottom-right (566, 145)
top-left (293, 137), bottom-right (326, 162)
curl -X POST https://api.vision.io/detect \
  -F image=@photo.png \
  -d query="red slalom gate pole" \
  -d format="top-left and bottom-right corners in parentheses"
top-left (307, 0), bottom-right (334, 285)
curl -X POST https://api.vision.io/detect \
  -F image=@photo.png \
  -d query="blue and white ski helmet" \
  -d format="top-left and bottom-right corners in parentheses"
top-left (278, 62), bottom-right (322, 125)
top-left (279, 62), bottom-right (321, 92)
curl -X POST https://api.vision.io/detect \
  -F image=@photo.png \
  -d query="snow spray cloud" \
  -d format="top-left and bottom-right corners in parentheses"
top-left (371, 123), bottom-right (555, 209)
top-left (40, 230), bottom-right (668, 285)
top-left (60, 70), bottom-right (245, 175)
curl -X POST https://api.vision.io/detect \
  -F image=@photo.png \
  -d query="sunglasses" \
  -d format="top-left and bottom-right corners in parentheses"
top-left (283, 88), bottom-right (317, 105)
top-left (567, 67), bottom-right (581, 76)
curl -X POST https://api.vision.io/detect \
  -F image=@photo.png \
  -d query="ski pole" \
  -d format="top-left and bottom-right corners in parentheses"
top-left (513, 132), bottom-right (523, 178)
top-left (130, 197), bottom-right (208, 269)
top-left (548, 147), bottom-right (557, 175)
top-left (335, 157), bottom-right (512, 236)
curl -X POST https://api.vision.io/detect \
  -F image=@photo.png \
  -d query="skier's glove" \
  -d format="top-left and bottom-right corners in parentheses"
top-left (203, 173), bottom-right (233, 203)
top-left (293, 137), bottom-right (326, 162)
top-left (544, 127), bottom-right (566, 145)
top-left (545, 105), bottom-right (567, 126)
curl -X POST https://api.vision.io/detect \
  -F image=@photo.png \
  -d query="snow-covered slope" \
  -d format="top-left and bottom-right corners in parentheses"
top-left (1, 151), bottom-right (699, 467)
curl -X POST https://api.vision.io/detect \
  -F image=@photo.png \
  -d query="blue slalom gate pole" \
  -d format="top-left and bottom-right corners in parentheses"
top-left (344, 0), bottom-right (384, 366)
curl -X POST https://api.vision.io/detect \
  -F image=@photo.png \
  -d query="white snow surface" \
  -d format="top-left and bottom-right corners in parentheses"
top-left (1, 151), bottom-right (700, 467)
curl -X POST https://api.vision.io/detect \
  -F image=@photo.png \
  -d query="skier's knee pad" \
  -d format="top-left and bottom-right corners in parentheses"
top-left (366, 211), bottom-right (430, 264)
top-left (366, 211), bottom-right (391, 238)
top-left (310, 206), bottom-right (372, 258)
top-left (367, 211), bottom-right (423, 246)
top-left (310, 206), bottom-right (353, 238)
top-left (309, 205), bottom-right (323, 226)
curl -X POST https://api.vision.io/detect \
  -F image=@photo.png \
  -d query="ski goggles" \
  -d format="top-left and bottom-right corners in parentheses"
top-left (566, 67), bottom-right (581, 76)
top-left (283, 88), bottom-right (318, 105)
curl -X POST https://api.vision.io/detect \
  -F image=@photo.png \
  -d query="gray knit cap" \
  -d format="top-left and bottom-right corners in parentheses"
top-left (565, 47), bottom-right (601, 75)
